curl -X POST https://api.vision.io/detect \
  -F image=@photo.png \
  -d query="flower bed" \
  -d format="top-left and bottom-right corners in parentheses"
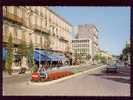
top-left (31, 70), bottom-right (74, 82)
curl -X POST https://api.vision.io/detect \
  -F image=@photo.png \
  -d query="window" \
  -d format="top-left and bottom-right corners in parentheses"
top-left (37, 17), bottom-right (40, 27)
top-left (3, 24), bottom-right (9, 38)
top-left (35, 7), bottom-right (39, 14)
top-left (8, 6), bottom-right (14, 14)
top-left (17, 7), bottom-right (22, 18)
top-left (14, 26), bottom-right (17, 40)
top-left (17, 28), bottom-right (22, 40)
top-left (34, 33), bottom-right (37, 44)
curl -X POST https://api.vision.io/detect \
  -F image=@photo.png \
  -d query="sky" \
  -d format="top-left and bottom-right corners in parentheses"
top-left (50, 6), bottom-right (130, 55)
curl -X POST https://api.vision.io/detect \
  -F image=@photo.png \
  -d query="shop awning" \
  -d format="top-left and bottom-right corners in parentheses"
top-left (48, 54), bottom-right (69, 62)
top-left (34, 48), bottom-right (69, 62)
top-left (34, 49), bottom-right (51, 62)
top-left (48, 54), bottom-right (59, 61)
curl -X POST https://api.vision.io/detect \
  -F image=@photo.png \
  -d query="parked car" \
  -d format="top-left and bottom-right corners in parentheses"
top-left (106, 63), bottom-right (118, 73)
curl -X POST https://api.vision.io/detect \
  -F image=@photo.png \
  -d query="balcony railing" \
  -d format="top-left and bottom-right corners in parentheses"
top-left (59, 36), bottom-right (69, 42)
top-left (3, 11), bottom-right (23, 25)
top-left (33, 24), bottom-right (50, 35)
top-left (3, 34), bottom-right (8, 43)
top-left (3, 34), bottom-right (30, 45)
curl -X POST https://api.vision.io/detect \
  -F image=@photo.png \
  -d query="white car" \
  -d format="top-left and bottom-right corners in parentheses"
top-left (106, 64), bottom-right (118, 73)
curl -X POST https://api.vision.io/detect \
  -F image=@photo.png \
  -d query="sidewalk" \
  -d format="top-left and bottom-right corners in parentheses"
top-left (3, 70), bottom-right (31, 78)
top-left (3, 64), bottom-right (81, 78)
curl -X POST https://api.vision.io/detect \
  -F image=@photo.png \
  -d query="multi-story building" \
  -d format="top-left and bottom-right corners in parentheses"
top-left (99, 49), bottom-right (113, 60)
top-left (72, 24), bottom-right (99, 62)
top-left (3, 6), bottom-right (72, 58)
top-left (72, 39), bottom-right (91, 61)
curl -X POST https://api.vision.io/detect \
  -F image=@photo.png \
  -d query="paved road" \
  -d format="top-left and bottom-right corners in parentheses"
top-left (3, 64), bottom-right (101, 84)
top-left (3, 64), bottom-right (130, 96)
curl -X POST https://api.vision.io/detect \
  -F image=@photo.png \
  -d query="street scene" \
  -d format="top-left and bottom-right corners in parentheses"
top-left (2, 6), bottom-right (130, 96)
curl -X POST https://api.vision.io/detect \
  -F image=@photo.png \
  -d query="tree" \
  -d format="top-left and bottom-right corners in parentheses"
top-left (5, 33), bottom-right (14, 75)
top-left (94, 54), bottom-right (100, 61)
top-left (119, 44), bottom-right (130, 63)
top-left (65, 45), bottom-right (70, 58)
top-left (43, 35), bottom-right (51, 65)
top-left (74, 49), bottom-right (80, 64)
top-left (27, 40), bottom-right (34, 68)
top-left (65, 45), bottom-right (72, 65)
top-left (81, 48), bottom-right (86, 59)
top-left (94, 54), bottom-right (101, 63)
top-left (122, 46), bottom-right (130, 62)
top-left (86, 54), bottom-right (91, 60)
top-left (119, 54), bottom-right (123, 61)
top-left (100, 56), bottom-right (107, 64)
top-left (18, 33), bottom-right (28, 57)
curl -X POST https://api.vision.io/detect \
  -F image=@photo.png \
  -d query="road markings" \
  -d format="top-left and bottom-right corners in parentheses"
top-left (28, 65), bottom-right (107, 86)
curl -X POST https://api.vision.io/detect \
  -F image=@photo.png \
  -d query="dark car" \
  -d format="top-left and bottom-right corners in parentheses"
top-left (106, 63), bottom-right (118, 73)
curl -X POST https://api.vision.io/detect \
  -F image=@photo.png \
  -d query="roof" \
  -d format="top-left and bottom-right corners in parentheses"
top-left (46, 7), bottom-right (73, 27)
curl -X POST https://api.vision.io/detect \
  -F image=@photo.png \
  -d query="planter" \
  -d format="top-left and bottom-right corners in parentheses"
top-left (31, 72), bottom-right (40, 81)
top-left (31, 70), bottom-right (74, 82)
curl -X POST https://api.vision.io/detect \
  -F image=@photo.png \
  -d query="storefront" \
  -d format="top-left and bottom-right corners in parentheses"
top-left (34, 48), bottom-right (69, 66)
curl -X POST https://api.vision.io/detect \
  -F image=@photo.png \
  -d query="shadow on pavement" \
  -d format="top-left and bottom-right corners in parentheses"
top-left (89, 69), bottom-right (130, 84)
top-left (104, 77), bottom-right (130, 84)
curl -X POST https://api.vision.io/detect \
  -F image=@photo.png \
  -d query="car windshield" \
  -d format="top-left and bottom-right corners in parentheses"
top-left (110, 64), bottom-right (117, 67)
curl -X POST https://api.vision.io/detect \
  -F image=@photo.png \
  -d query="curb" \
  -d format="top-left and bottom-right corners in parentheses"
top-left (27, 65), bottom-right (106, 86)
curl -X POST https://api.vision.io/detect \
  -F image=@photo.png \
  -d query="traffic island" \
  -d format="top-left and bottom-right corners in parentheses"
top-left (28, 64), bottom-right (106, 85)
top-left (31, 70), bottom-right (74, 82)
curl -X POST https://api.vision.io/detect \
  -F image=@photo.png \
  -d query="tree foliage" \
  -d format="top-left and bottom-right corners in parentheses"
top-left (86, 54), bottom-right (91, 60)
top-left (27, 40), bottom-right (34, 68)
top-left (120, 45), bottom-right (130, 61)
top-left (100, 56), bottom-right (107, 64)
top-left (94, 54), bottom-right (100, 61)
top-left (18, 33), bottom-right (28, 57)
top-left (43, 35), bottom-right (51, 64)
top-left (5, 33), bottom-right (13, 75)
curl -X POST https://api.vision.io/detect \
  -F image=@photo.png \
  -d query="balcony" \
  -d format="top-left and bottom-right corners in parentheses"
top-left (59, 36), bottom-right (69, 42)
top-left (3, 34), bottom-right (28, 45)
top-left (3, 11), bottom-right (23, 25)
top-left (33, 24), bottom-right (50, 35)
top-left (3, 34), bottom-right (8, 43)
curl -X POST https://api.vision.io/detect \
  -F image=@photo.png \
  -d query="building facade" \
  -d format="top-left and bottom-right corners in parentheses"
top-left (99, 49), bottom-right (113, 64)
top-left (72, 39), bottom-right (91, 61)
top-left (3, 6), bottom-right (72, 57)
top-left (72, 24), bottom-right (99, 62)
